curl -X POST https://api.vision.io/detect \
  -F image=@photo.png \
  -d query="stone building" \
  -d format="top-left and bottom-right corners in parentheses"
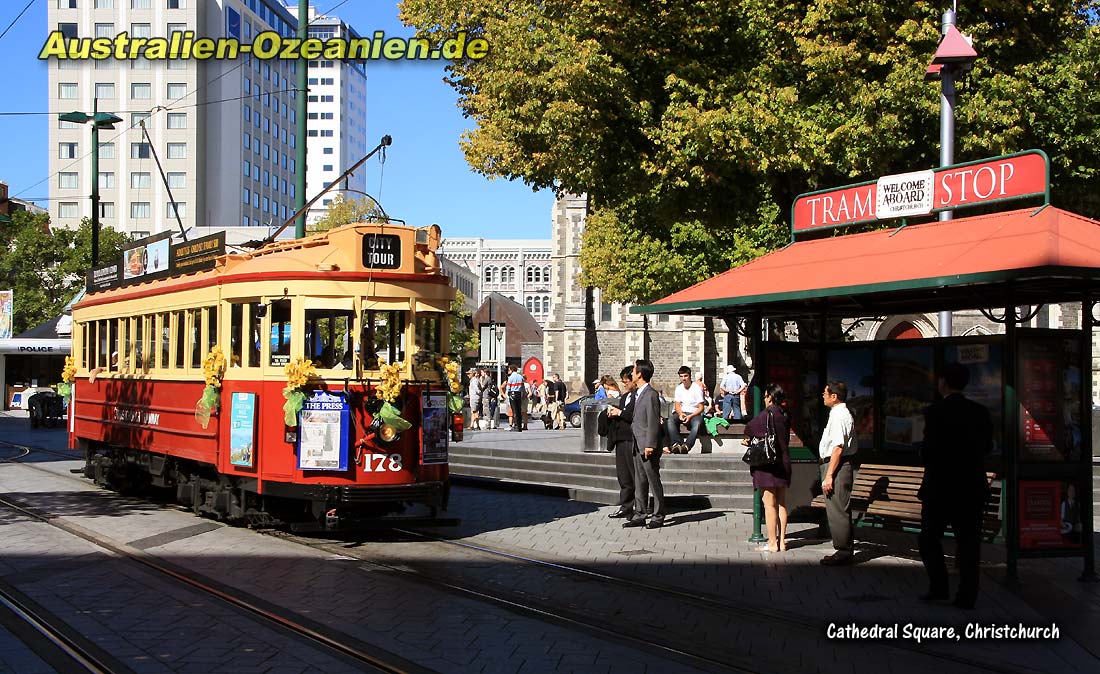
top-left (439, 237), bottom-right (554, 329)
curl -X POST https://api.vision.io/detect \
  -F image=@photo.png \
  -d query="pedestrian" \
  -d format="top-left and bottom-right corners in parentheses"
top-left (467, 367), bottom-right (482, 429)
top-left (819, 380), bottom-right (857, 565)
top-left (742, 384), bottom-right (791, 553)
top-left (551, 373), bottom-right (568, 429)
top-left (719, 364), bottom-right (747, 421)
top-left (506, 364), bottom-right (526, 432)
top-left (918, 362), bottom-right (993, 609)
top-left (605, 365), bottom-right (638, 519)
top-left (593, 377), bottom-right (607, 400)
top-left (480, 370), bottom-right (498, 429)
top-left (623, 359), bottom-right (665, 529)
top-left (602, 375), bottom-right (621, 398)
top-left (536, 379), bottom-right (549, 417)
top-left (666, 366), bottom-right (705, 453)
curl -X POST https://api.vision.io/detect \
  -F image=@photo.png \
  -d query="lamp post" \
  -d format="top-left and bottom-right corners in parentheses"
top-left (926, 8), bottom-right (978, 337)
top-left (59, 99), bottom-right (123, 268)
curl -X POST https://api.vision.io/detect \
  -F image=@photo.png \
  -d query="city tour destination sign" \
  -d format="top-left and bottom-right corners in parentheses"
top-left (791, 150), bottom-right (1049, 238)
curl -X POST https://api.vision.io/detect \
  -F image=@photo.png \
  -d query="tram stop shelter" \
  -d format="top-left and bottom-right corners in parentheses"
top-left (633, 151), bottom-right (1098, 580)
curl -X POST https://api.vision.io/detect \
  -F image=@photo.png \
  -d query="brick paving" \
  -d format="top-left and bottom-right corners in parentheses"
top-left (2, 413), bottom-right (1098, 673)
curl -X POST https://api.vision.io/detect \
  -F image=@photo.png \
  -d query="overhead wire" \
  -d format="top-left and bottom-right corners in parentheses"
top-left (0, 0), bottom-right (36, 44)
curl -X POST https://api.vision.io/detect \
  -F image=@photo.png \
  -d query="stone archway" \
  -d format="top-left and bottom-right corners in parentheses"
top-left (872, 314), bottom-right (937, 340)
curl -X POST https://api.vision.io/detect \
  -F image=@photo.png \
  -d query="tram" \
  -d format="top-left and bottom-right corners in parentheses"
top-left (66, 221), bottom-right (459, 529)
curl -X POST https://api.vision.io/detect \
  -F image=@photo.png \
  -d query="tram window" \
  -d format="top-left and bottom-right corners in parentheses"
top-left (270, 299), bottom-right (292, 367)
top-left (173, 311), bottom-right (185, 369)
top-left (110, 319), bottom-right (122, 371)
top-left (190, 308), bottom-right (203, 369)
top-left (135, 316), bottom-right (146, 372)
top-left (247, 302), bottom-right (263, 368)
top-left (361, 309), bottom-right (406, 369)
top-left (81, 323), bottom-right (90, 370)
top-left (206, 307), bottom-right (218, 356)
top-left (414, 314), bottom-right (442, 367)
top-left (157, 313), bottom-right (169, 369)
top-left (230, 303), bottom-right (244, 367)
top-left (305, 309), bottom-right (354, 369)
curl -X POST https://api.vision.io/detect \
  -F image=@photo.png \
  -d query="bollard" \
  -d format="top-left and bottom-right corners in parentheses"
top-left (749, 488), bottom-right (765, 543)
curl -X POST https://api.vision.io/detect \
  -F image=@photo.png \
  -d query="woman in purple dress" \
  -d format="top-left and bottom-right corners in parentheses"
top-left (742, 384), bottom-right (791, 553)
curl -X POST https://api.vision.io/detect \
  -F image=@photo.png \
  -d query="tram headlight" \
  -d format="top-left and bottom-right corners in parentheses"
top-left (374, 420), bottom-right (399, 444)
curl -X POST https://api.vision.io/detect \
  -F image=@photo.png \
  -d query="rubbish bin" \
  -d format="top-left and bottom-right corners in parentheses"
top-left (581, 401), bottom-right (609, 453)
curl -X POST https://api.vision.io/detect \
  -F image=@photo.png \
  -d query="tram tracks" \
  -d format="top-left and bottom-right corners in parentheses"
top-left (0, 476), bottom-right (427, 674)
top-left (0, 442), bottom-right (1069, 674)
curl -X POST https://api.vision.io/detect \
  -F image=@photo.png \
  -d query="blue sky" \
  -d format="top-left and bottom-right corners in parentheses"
top-left (0, 0), bottom-right (554, 239)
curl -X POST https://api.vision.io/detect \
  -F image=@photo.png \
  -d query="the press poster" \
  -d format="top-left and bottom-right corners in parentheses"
top-left (420, 392), bottom-right (449, 465)
top-left (229, 392), bottom-right (257, 468)
top-left (297, 390), bottom-right (349, 471)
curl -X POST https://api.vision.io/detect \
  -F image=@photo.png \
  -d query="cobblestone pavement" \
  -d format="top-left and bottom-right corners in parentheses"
top-left (2, 414), bottom-right (1098, 673)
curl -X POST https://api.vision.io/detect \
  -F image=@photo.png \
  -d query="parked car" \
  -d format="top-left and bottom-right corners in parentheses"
top-left (562, 395), bottom-right (596, 428)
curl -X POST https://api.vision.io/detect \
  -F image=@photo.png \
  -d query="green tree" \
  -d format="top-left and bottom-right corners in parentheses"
top-left (0, 212), bottom-right (130, 334)
top-left (449, 290), bottom-right (480, 355)
top-left (401, 0), bottom-right (1100, 303)
top-left (308, 194), bottom-right (387, 233)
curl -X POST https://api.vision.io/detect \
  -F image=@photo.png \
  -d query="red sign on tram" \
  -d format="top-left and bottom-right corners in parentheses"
top-left (791, 150), bottom-right (1049, 237)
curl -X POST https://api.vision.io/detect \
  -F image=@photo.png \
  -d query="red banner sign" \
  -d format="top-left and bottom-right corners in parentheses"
top-left (792, 150), bottom-right (1049, 235)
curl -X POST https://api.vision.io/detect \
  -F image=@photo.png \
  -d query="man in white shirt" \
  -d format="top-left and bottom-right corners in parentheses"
top-left (719, 365), bottom-right (747, 421)
top-left (819, 380), bottom-right (857, 565)
top-left (666, 365), bottom-right (706, 453)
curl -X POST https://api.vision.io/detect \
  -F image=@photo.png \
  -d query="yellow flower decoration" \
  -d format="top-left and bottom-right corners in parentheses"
top-left (62, 356), bottom-right (77, 383)
top-left (377, 360), bottom-right (405, 403)
top-left (284, 358), bottom-right (318, 389)
top-left (202, 345), bottom-right (227, 387)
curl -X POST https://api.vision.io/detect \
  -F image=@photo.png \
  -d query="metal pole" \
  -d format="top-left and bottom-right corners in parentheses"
top-left (749, 314), bottom-right (765, 544)
top-left (90, 98), bottom-right (100, 267)
top-left (937, 9), bottom-right (956, 337)
top-left (1004, 297), bottom-right (1019, 583)
top-left (1081, 296), bottom-right (1097, 581)
top-left (294, 0), bottom-right (308, 238)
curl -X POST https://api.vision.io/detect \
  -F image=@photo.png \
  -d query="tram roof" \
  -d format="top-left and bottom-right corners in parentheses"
top-left (75, 222), bottom-right (450, 310)
top-left (632, 206), bottom-right (1100, 319)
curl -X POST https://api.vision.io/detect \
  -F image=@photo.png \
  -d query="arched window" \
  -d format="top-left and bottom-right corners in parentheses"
top-left (484, 266), bottom-right (495, 284)
top-left (541, 296), bottom-right (550, 314)
top-left (526, 296), bottom-right (534, 312)
top-left (526, 267), bottom-right (534, 283)
top-left (543, 266), bottom-right (552, 283)
top-left (505, 266), bottom-right (515, 283)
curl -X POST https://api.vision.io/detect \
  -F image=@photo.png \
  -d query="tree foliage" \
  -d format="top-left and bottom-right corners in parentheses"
top-left (401, 0), bottom-right (1100, 303)
top-left (0, 212), bottom-right (130, 334)
top-left (449, 289), bottom-right (480, 355)
top-left (309, 194), bottom-right (387, 233)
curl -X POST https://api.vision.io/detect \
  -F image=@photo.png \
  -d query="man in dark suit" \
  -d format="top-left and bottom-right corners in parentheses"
top-left (918, 362), bottom-right (993, 609)
top-left (605, 365), bottom-right (638, 519)
top-left (623, 359), bottom-right (665, 529)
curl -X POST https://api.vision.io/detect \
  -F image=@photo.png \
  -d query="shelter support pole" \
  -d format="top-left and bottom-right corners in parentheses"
top-left (1081, 296), bottom-right (1097, 581)
top-left (749, 313), bottom-right (765, 544)
top-left (1004, 296), bottom-right (1019, 583)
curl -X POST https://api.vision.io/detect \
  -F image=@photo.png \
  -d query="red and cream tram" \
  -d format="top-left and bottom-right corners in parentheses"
top-left (66, 222), bottom-right (458, 528)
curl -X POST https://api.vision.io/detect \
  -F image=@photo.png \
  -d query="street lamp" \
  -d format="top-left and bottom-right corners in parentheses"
top-left (59, 99), bottom-right (123, 267)
top-left (926, 9), bottom-right (978, 337)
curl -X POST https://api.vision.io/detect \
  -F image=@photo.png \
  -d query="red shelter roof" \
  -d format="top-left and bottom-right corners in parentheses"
top-left (635, 206), bottom-right (1100, 318)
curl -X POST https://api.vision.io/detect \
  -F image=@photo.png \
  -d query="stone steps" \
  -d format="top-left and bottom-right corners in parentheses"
top-left (448, 443), bottom-right (757, 510)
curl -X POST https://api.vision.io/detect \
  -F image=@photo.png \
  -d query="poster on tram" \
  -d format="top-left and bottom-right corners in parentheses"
top-left (229, 392), bottom-right (257, 468)
top-left (420, 392), bottom-right (449, 465)
top-left (297, 390), bottom-right (349, 471)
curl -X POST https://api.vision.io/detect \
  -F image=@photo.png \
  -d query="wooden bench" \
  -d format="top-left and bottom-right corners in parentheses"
top-left (810, 463), bottom-right (1003, 540)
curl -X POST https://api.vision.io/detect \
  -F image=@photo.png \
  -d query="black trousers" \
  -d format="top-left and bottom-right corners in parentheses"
top-left (633, 451), bottom-right (664, 519)
top-left (919, 499), bottom-right (983, 603)
top-left (508, 393), bottom-right (524, 431)
top-left (612, 439), bottom-right (635, 510)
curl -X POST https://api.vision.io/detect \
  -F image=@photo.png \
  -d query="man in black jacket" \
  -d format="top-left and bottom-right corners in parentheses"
top-left (605, 365), bottom-right (638, 519)
top-left (623, 359), bottom-right (665, 529)
top-left (918, 362), bottom-right (993, 609)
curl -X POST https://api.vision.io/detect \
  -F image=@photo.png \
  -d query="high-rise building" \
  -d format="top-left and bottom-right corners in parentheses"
top-left (46, 1), bottom-right (364, 244)
top-left (303, 8), bottom-right (367, 226)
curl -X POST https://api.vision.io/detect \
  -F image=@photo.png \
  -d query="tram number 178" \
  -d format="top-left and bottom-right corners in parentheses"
top-left (363, 453), bottom-right (403, 472)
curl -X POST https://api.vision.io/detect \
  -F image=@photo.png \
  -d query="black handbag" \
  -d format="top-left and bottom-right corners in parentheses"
top-left (741, 410), bottom-right (779, 468)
